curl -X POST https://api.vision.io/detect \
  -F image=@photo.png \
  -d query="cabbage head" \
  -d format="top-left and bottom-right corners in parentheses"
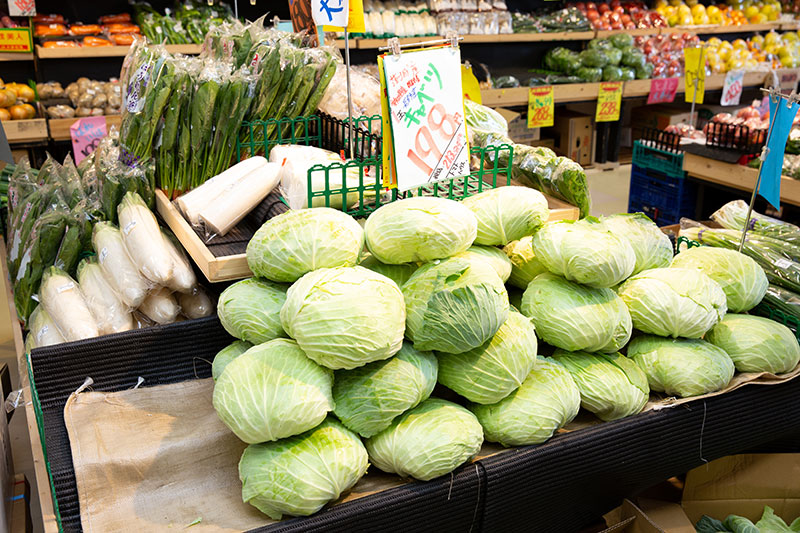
top-left (469, 357), bottom-right (580, 446)
top-left (217, 278), bottom-right (287, 344)
top-left (212, 340), bottom-right (253, 381)
top-left (532, 217), bottom-right (636, 288)
top-left (617, 268), bottom-right (727, 338)
top-left (247, 207), bottom-right (364, 282)
top-left (364, 197), bottom-right (477, 264)
top-left (281, 266), bottom-right (406, 370)
top-left (706, 314), bottom-right (800, 373)
top-left (552, 349), bottom-right (649, 421)
top-left (627, 335), bottom-right (735, 397)
top-left (212, 339), bottom-right (333, 443)
top-left (461, 186), bottom-right (549, 246)
top-left (437, 311), bottom-right (538, 404)
top-left (359, 253), bottom-right (418, 287)
top-left (402, 257), bottom-right (509, 353)
top-left (670, 247), bottom-right (768, 313)
top-left (455, 245), bottom-right (512, 282)
top-left (333, 341), bottom-right (437, 438)
top-left (503, 236), bottom-right (548, 289)
top-left (602, 213), bottom-right (673, 275)
top-left (365, 398), bottom-right (483, 481)
top-left (239, 417), bottom-right (367, 519)
top-left (521, 272), bottom-right (631, 353)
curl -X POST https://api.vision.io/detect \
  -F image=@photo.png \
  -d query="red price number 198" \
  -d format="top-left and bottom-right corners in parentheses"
top-left (407, 103), bottom-right (460, 176)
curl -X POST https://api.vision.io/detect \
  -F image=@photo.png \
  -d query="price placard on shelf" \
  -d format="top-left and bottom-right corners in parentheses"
top-left (527, 86), bottom-right (554, 128)
top-left (382, 46), bottom-right (470, 191)
top-left (70, 117), bottom-right (107, 165)
top-left (0, 28), bottom-right (31, 52)
top-left (595, 82), bottom-right (622, 122)
top-left (721, 70), bottom-right (744, 107)
top-left (684, 46), bottom-right (706, 104)
top-left (647, 77), bottom-right (678, 105)
top-left (778, 68), bottom-right (800, 90)
top-left (7, 0), bottom-right (35, 17)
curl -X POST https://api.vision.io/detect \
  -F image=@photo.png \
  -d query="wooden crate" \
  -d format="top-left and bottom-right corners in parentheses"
top-left (47, 115), bottom-right (121, 142)
top-left (2, 119), bottom-right (47, 143)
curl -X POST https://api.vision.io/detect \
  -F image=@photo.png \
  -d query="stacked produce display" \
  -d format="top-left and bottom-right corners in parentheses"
top-left (41, 78), bottom-right (122, 119)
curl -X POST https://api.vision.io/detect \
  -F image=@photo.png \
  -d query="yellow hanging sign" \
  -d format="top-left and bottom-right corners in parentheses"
top-left (527, 86), bottom-right (554, 128)
top-left (684, 47), bottom-right (706, 105)
top-left (595, 81), bottom-right (623, 122)
top-left (461, 64), bottom-right (482, 104)
top-left (324, 0), bottom-right (366, 33)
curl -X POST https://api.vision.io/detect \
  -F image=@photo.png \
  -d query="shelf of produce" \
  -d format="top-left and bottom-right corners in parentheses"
top-left (164, 44), bottom-right (202, 55)
top-left (36, 44), bottom-right (202, 59)
top-left (663, 22), bottom-right (783, 34)
top-left (2, 118), bottom-right (48, 143)
top-left (0, 52), bottom-right (33, 61)
top-left (683, 152), bottom-right (800, 206)
top-left (47, 115), bottom-right (121, 142)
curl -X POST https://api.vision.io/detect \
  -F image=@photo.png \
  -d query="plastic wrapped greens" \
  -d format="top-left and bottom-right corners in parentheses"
top-left (760, 284), bottom-right (800, 322)
top-left (711, 200), bottom-right (800, 245)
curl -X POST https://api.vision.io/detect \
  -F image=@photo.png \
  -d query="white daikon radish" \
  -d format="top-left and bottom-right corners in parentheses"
top-left (117, 192), bottom-right (174, 285)
top-left (178, 287), bottom-right (215, 319)
top-left (198, 162), bottom-right (281, 236)
top-left (176, 156), bottom-right (268, 224)
top-left (93, 222), bottom-right (150, 308)
top-left (77, 257), bottom-right (135, 335)
top-left (139, 287), bottom-right (180, 325)
top-left (27, 305), bottom-right (66, 349)
top-left (161, 231), bottom-right (196, 294)
top-left (39, 267), bottom-right (99, 342)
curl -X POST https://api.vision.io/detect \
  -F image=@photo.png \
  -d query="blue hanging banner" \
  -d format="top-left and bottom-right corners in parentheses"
top-left (760, 95), bottom-right (799, 209)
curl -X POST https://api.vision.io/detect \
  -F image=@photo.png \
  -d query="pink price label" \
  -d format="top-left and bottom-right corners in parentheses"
top-left (70, 117), bottom-right (107, 165)
top-left (647, 77), bottom-right (679, 105)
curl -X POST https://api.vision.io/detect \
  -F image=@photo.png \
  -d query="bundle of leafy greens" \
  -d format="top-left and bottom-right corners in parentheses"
top-left (696, 506), bottom-right (799, 533)
top-left (711, 199), bottom-right (800, 245)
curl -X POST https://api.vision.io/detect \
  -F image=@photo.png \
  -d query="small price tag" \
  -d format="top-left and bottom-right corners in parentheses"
top-left (70, 116), bottom-right (107, 165)
top-left (595, 82), bottom-right (623, 122)
top-left (647, 77), bottom-right (678, 105)
top-left (684, 46), bottom-right (706, 105)
top-left (527, 86), bottom-right (554, 128)
top-left (311, 0), bottom-right (349, 27)
top-left (721, 70), bottom-right (744, 107)
top-left (7, 0), bottom-right (35, 17)
top-left (779, 68), bottom-right (800, 91)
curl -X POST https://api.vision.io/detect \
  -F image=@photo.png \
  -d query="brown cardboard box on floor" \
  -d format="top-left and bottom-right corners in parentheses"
top-left (552, 110), bottom-right (593, 166)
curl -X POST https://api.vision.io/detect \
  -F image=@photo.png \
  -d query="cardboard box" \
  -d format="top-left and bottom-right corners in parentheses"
top-left (552, 110), bottom-right (593, 166)
top-left (630, 105), bottom-right (694, 132)
top-left (495, 107), bottom-right (540, 145)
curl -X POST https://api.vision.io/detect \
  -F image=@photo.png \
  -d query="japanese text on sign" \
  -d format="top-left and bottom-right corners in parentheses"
top-left (8, 0), bottom-right (34, 17)
top-left (311, 0), bottom-right (349, 27)
top-left (0, 29), bottom-right (31, 52)
top-left (382, 46), bottom-right (470, 191)
top-left (324, 0), bottom-right (364, 32)
top-left (527, 86), bottom-right (554, 128)
top-left (596, 82), bottom-right (622, 122)
top-left (721, 70), bottom-right (744, 107)
top-left (647, 77), bottom-right (678, 105)
top-left (70, 117), bottom-right (107, 165)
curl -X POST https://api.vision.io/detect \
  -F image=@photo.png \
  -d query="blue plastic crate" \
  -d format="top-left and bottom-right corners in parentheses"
top-left (632, 140), bottom-right (685, 179)
top-left (628, 164), bottom-right (697, 226)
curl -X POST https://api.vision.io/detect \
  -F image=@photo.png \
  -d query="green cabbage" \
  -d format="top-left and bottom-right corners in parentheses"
top-left (705, 314), bottom-right (800, 374)
top-left (469, 357), bottom-right (580, 446)
top-left (212, 339), bottom-right (333, 443)
top-left (239, 417), bottom-right (368, 520)
top-left (553, 349), bottom-right (649, 421)
top-left (217, 278), bottom-right (287, 344)
top-left (359, 253), bottom-right (418, 287)
top-left (626, 336), bottom-right (735, 397)
top-left (437, 311), bottom-right (538, 404)
top-left (402, 257), bottom-right (509, 354)
top-left (455, 245), bottom-right (512, 283)
top-left (365, 398), bottom-right (483, 481)
top-left (461, 186), bottom-right (549, 246)
top-left (603, 213), bottom-right (673, 275)
top-left (212, 340), bottom-right (253, 381)
top-left (364, 197), bottom-right (477, 264)
top-left (503, 236), bottom-right (548, 289)
top-left (617, 268), bottom-right (728, 338)
top-left (281, 266), bottom-right (406, 370)
top-left (333, 341), bottom-right (437, 438)
top-left (670, 247), bottom-right (768, 313)
top-left (247, 207), bottom-right (364, 282)
top-left (521, 272), bottom-right (631, 353)
top-left (533, 218), bottom-right (636, 288)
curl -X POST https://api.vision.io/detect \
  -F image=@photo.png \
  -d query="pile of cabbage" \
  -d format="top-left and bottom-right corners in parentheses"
top-left (210, 195), bottom-right (800, 522)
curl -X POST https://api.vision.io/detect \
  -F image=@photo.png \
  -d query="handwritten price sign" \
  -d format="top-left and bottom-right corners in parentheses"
top-left (684, 46), bottom-right (706, 105)
top-left (721, 70), bottom-right (744, 107)
top-left (8, 0), bottom-right (35, 17)
top-left (70, 117), bottom-right (107, 165)
top-left (382, 46), bottom-right (470, 191)
top-left (595, 82), bottom-right (623, 122)
top-left (528, 86), bottom-right (554, 128)
top-left (647, 78), bottom-right (678, 105)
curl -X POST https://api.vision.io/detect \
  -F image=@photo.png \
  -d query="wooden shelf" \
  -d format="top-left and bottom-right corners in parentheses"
top-left (36, 43), bottom-right (201, 59)
top-left (48, 115), bottom-right (121, 141)
top-left (0, 52), bottom-right (32, 61)
top-left (1, 118), bottom-right (48, 143)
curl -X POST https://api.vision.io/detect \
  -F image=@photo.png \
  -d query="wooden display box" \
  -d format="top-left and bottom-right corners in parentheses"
top-left (2, 119), bottom-right (47, 143)
top-left (47, 115), bottom-right (121, 142)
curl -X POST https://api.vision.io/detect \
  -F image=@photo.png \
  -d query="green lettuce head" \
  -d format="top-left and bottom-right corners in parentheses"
top-left (455, 245), bottom-right (513, 283)
top-left (212, 339), bottom-right (334, 443)
top-left (281, 266), bottom-right (406, 370)
top-left (359, 253), bottom-right (418, 288)
top-left (626, 335), bottom-right (734, 397)
top-left (470, 357), bottom-right (580, 446)
top-left (670, 246), bottom-right (768, 313)
top-left (333, 341), bottom-right (438, 438)
top-left (217, 278), bottom-right (287, 344)
top-left (533, 218), bottom-right (636, 288)
top-left (403, 257), bottom-right (509, 354)
top-left (553, 349), bottom-right (649, 421)
top-left (437, 311), bottom-right (538, 404)
top-left (239, 417), bottom-right (368, 520)
top-left (706, 314), bottom-right (800, 373)
top-left (212, 340), bottom-right (253, 381)
top-left (521, 272), bottom-right (631, 353)
top-left (603, 213), bottom-right (673, 275)
top-left (461, 186), bottom-right (549, 246)
top-left (503, 236), bottom-right (549, 289)
top-left (365, 398), bottom-right (483, 481)
top-left (247, 207), bottom-right (364, 282)
top-left (617, 268), bottom-right (727, 338)
top-left (364, 197), bottom-right (477, 264)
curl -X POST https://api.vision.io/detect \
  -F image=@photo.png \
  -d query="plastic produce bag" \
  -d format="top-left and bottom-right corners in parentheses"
top-left (161, 230), bottom-right (196, 294)
top-left (117, 192), bottom-right (174, 285)
top-left (318, 64), bottom-right (380, 129)
top-left (77, 257), bottom-right (134, 335)
top-left (39, 266), bottom-right (99, 342)
top-left (711, 199), bottom-right (800, 245)
top-left (139, 287), bottom-right (180, 325)
top-left (178, 287), bottom-right (214, 319)
top-left (92, 222), bottom-right (150, 308)
top-left (27, 305), bottom-right (66, 349)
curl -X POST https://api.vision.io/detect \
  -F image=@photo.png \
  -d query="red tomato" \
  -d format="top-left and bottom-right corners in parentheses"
top-left (599, 3), bottom-right (610, 12)
top-left (587, 9), bottom-right (600, 20)
top-left (576, 1), bottom-right (586, 9)
top-left (586, 2), bottom-right (597, 10)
